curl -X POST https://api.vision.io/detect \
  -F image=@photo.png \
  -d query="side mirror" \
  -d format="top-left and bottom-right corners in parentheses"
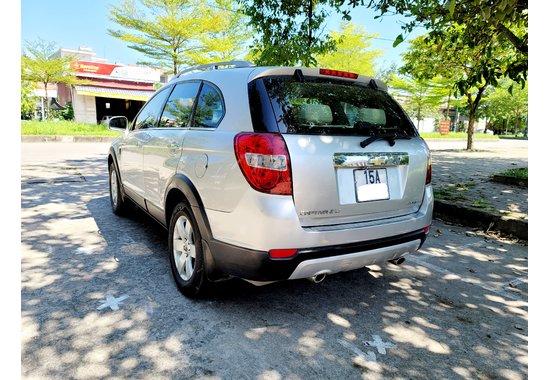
top-left (109, 116), bottom-right (128, 131)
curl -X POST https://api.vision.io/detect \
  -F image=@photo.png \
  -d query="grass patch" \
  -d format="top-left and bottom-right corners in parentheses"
top-left (434, 187), bottom-right (467, 202)
top-left (455, 182), bottom-right (476, 190)
top-left (21, 120), bottom-right (121, 136)
top-left (434, 182), bottom-right (477, 202)
top-left (498, 167), bottom-right (528, 180)
top-left (420, 132), bottom-right (499, 140)
top-left (472, 199), bottom-right (492, 209)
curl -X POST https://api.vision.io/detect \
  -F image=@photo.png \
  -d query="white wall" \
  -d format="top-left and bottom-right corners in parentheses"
top-left (410, 117), bottom-right (436, 133)
top-left (73, 94), bottom-right (97, 124)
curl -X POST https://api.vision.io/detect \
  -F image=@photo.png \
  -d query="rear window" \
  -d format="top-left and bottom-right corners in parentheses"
top-left (249, 76), bottom-right (417, 137)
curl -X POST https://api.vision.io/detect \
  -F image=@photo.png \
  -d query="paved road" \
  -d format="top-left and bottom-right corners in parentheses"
top-left (21, 142), bottom-right (528, 379)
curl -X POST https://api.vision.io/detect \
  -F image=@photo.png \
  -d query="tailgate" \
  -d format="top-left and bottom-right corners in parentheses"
top-left (284, 135), bottom-right (428, 227)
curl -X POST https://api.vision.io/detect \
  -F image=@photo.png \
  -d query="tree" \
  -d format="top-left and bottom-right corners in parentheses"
top-left (21, 81), bottom-right (36, 120)
top-left (21, 39), bottom-right (81, 119)
top-left (196, 2), bottom-right (251, 64)
top-left (315, 22), bottom-right (382, 76)
top-left (344, 0), bottom-right (528, 88)
top-left (388, 75), bottom-right (448, 130)
top-left (109, 0), bottom-right (249, 74)
top-left (401, 25), bottom-right (519, 150)
top-left (482, 79), bottom-right (528, 135)
top-left (240, 0), bottom-right (341, 66)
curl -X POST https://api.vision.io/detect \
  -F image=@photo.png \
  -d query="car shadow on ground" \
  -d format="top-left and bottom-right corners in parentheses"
top-left (21, 156), bottom-right (528, 379)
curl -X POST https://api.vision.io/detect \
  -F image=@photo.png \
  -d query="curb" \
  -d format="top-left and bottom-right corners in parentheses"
top-left (491, 175), bottom-right (528, 188)
top-left (434, 200), bottom-right (527, 240)
top-left (22, 136), bottom-right (116, 143)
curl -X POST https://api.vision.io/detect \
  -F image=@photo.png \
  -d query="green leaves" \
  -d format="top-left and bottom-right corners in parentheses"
top-left (241, 0), bottom-right (343, 66)
top-left (315, 22), bottom-right (382, 76)
top-left (109, 0), bottom-right (250, 74)
top-left (21, 81), bottom-right (37, 120)
top-left (21, 38), bottom-right (85, 119)
top-left (389, 74), bottom-right (448, 126)
top-left (448, 0), bottom-right (456, 17)
top-left (361, 0), bottom-right (527, 85)
top-left (392, 34), bottom-right (404, 48)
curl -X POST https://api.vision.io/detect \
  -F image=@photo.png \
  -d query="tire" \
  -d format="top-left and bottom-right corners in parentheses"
top-left (168, 202), bottom-right (209, 297)
top-left (109, 163), bottom-right (131, 216)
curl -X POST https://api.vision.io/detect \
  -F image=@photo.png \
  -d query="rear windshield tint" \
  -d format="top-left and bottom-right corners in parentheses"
top-left (250, 76), bottom-right (417, 137)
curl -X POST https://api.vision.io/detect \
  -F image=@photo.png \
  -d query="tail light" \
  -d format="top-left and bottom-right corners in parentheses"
top-left (234, 132), bottom-right (292, 195)
top-left (426, 155), bottom-right (432, 184)
top-left (425, 144), bottom-right (432, 185)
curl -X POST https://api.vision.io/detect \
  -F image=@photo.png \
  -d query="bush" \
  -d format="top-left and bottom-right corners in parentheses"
top-left (51, 102), bottom-right (74, 121)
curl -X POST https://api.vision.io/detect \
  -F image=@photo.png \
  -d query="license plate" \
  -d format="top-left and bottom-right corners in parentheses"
top-left (354, 168), bottom-right (389, 202)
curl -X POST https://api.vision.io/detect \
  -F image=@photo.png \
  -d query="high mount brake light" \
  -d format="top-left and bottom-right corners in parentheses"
top-left (319, 68), bottom-right (359, 79)
top-left (234, 133), bottom-right (292, 195)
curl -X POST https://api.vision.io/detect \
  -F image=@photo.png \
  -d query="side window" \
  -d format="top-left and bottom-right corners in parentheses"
top-left (133, 88), bottom-right (170, 130)
top-left (159, 82), bottom-right (200, 128)
top-left (193, 83), bottom-right (224, 128)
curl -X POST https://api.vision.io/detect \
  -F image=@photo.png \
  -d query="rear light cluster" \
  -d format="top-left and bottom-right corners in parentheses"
top-left (425, 145), bottom-right (432, 185)
top-left (234, 132), bottom-right (292, 195)
top-left (319, 68), bottom-right (359, 79)
top-left (426, 155), bottom-right (432, 184)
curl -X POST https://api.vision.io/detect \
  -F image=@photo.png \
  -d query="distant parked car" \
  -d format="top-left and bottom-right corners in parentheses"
top-left (99, 115), bottom-right (113, 126)
top-left (107, 61), bottom-right (434, 297)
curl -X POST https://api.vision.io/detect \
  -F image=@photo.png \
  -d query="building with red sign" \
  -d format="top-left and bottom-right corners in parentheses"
top-left (54, 47), bottom-right (165, 124)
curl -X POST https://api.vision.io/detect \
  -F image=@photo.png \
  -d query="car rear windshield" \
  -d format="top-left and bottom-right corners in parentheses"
top-left (249, 76), bottom-right (417, 137)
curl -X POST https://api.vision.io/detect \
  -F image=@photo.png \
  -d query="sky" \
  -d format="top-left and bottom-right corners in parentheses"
top-left (20, 0), bottom-right (423, 71)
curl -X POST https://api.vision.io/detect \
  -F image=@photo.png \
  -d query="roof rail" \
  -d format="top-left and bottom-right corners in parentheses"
top-left (175, 60), bottom-right (254, 78)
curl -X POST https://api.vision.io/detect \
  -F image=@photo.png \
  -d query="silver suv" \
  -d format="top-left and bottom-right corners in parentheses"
top-left (107, 61), bottom-right (433, 297)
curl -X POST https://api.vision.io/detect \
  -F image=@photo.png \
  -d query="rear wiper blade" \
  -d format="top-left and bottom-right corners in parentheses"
top-left (360, 134), bottom-right (411, 148)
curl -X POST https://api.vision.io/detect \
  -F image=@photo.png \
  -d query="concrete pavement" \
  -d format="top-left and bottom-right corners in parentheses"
top-left (20, 143), bottom-right (528, 378)
top-left (426, 138), bottom-right (528, 240)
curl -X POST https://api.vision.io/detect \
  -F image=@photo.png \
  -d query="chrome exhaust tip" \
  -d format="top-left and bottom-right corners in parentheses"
top-left (388, 257), bottom-right (405, 266)
top-left (308, 273), bottom-right (327, 283)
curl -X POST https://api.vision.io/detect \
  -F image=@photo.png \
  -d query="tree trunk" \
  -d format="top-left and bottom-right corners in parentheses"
top-left (445, 90), bottom-right (451, 120)
top-left (467, 107), bottom-right (475, 151)
top-left (416, 109), bottom-right (421, 130)
top-left (306, 0), bottom-right (313, 66)
top-left (43, 81), bottom-right (50, 120)
top-left (465, 87), bottom-right (486, 151)
top-left (173, 45), bottom-right (178, 75)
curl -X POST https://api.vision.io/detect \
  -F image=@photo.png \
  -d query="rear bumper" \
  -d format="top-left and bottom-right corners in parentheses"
top-left (207, 228), bottom-right (427, 281)
top-left (206, 186), bottom-right (433, 252)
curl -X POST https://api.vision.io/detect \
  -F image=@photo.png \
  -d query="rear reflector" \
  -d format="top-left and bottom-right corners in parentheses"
top-left (423, 225), bottom-right (431, 234)
top-left (235, 133), bottom-right (292, 195)
top-left (269, 249), bottom-right (298, 259)
top-left (320, 68), bottom-right (359, 79)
